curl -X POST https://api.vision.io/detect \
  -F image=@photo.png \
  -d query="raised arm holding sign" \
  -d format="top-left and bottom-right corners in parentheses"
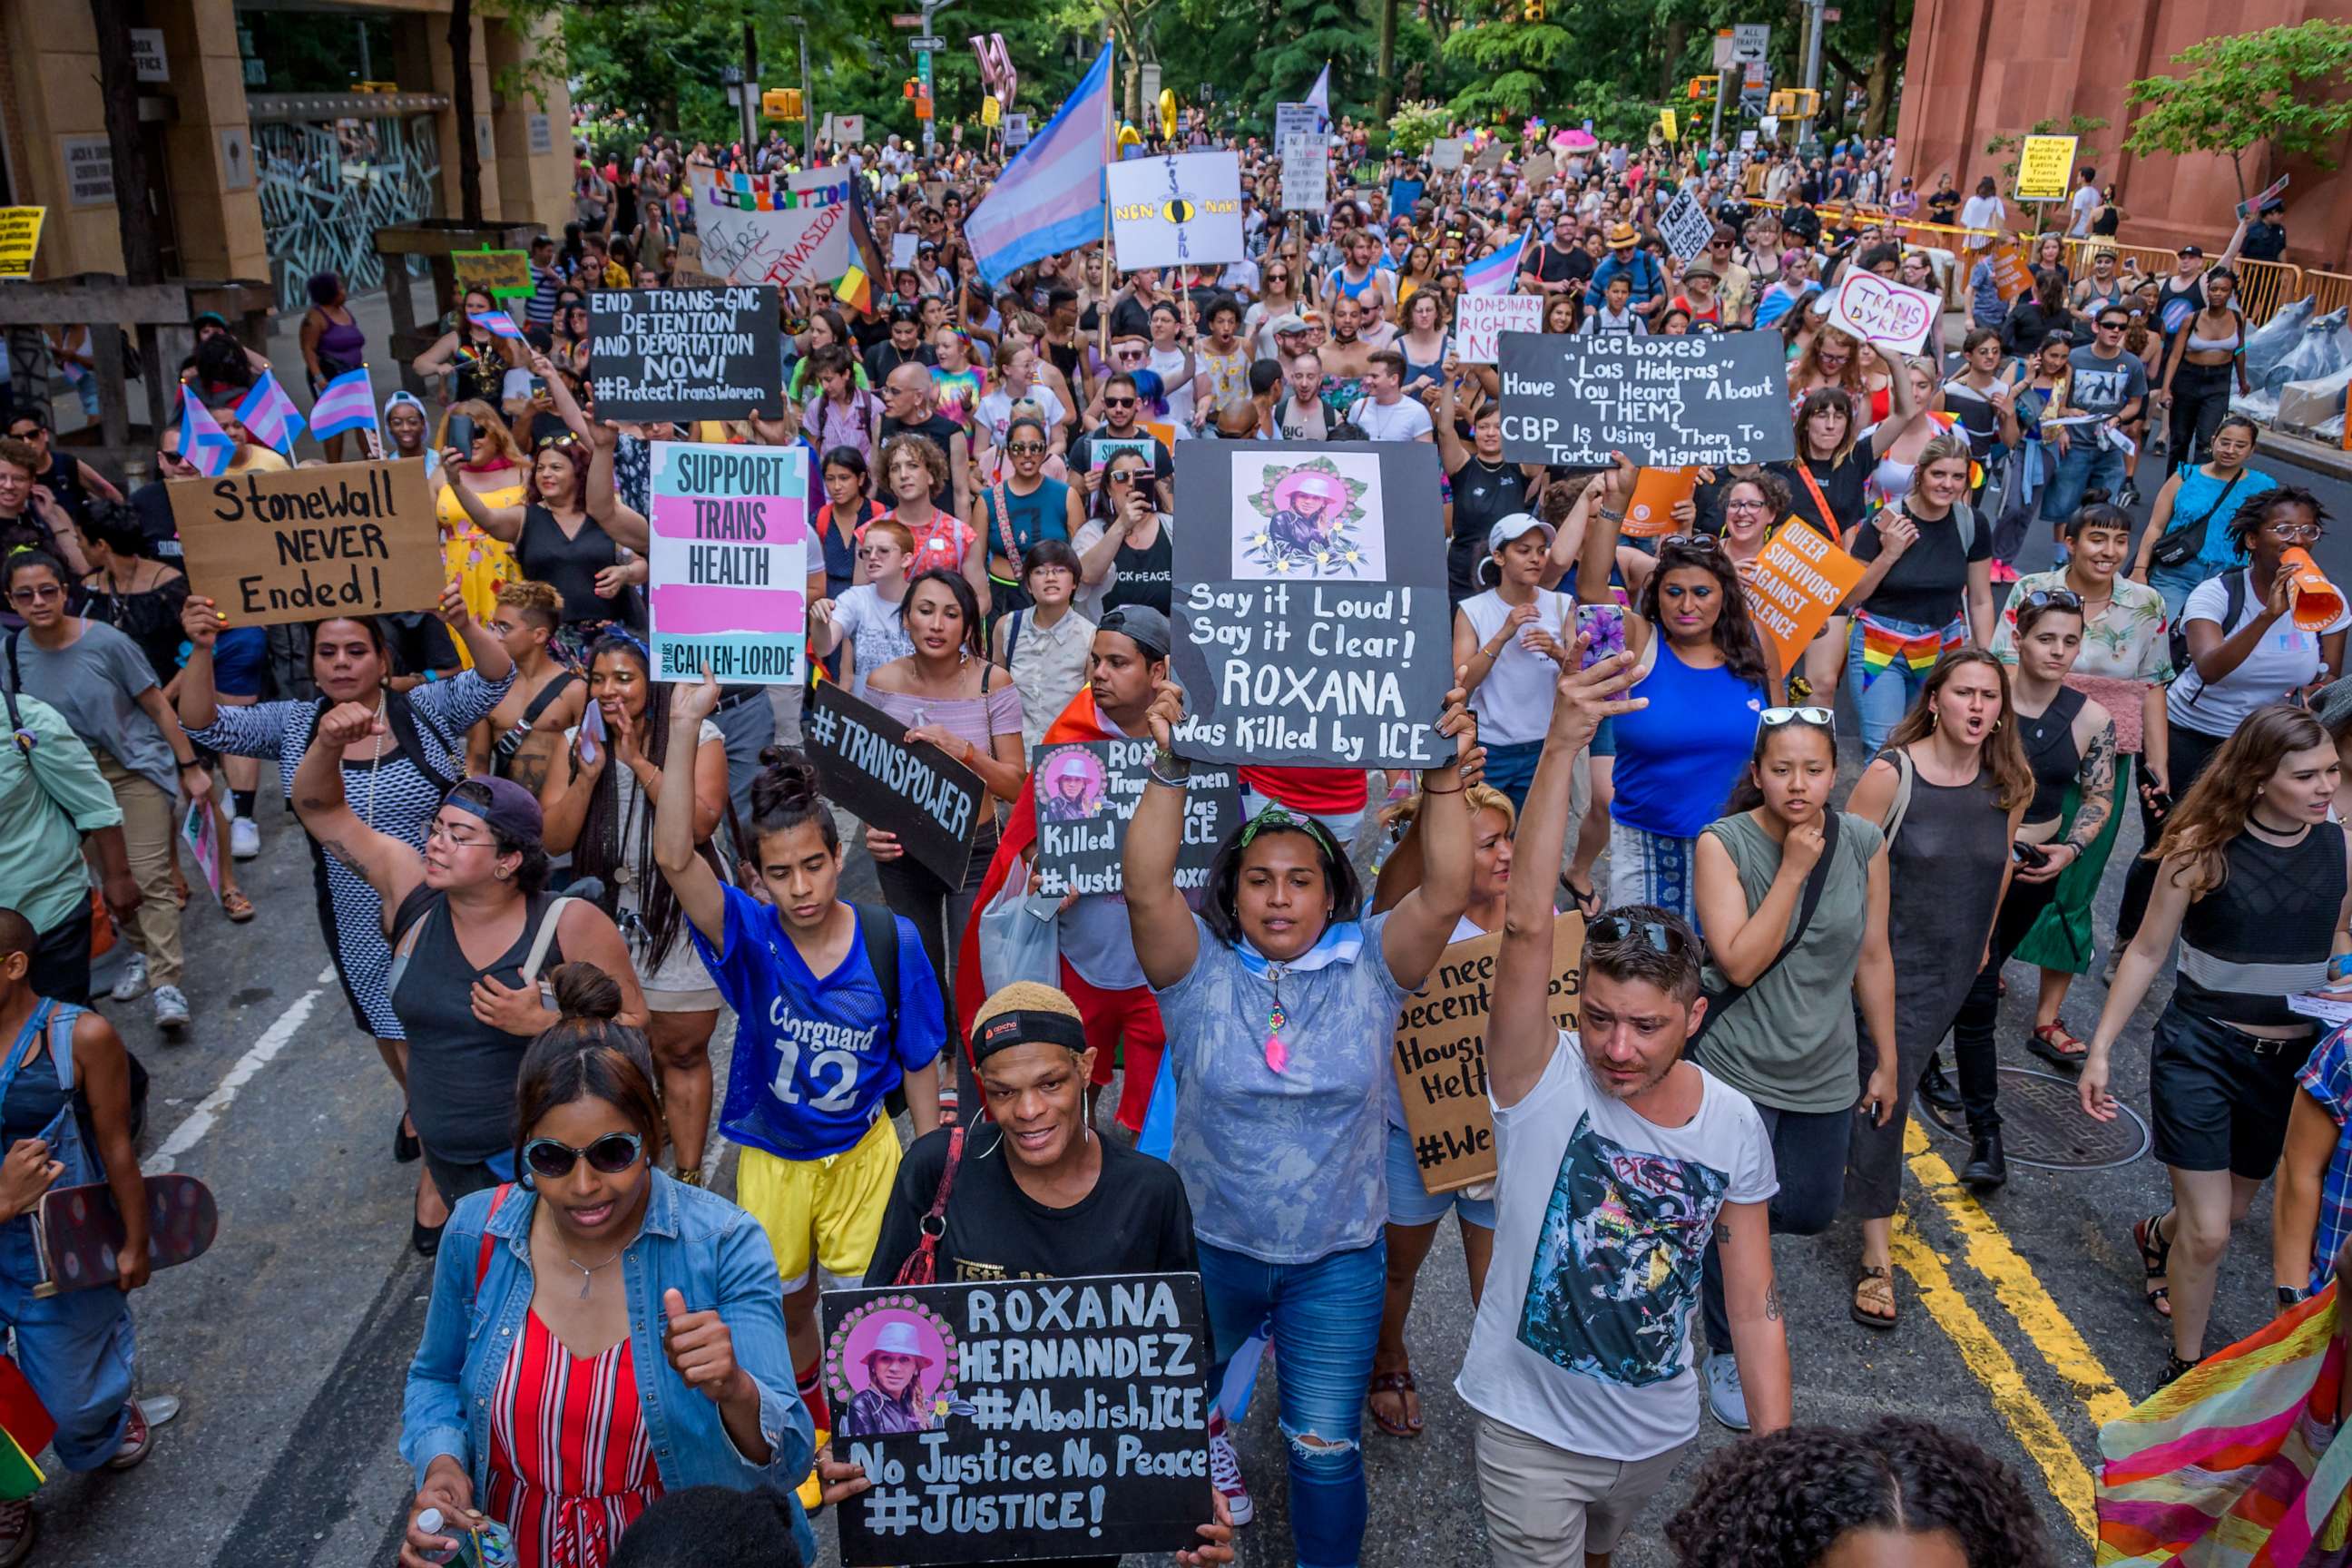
top-left (1498, 332), bottom-right (1794, 470)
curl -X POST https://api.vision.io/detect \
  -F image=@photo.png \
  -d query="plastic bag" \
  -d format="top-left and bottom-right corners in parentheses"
top-left (975, 854), bottom-right (1059, 989)
top-left (2273, 306), bottom-right (2352, 397)
top-left (2276, 360), bottom-right (2352, 438)
top-left (2246, 293), bottom-right (2315, 394)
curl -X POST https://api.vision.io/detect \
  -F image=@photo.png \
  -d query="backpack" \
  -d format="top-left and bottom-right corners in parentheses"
top-left (854, 902), bottom-right (901, 1053)
top-left (2170, 569), bottom-right (2250, 693)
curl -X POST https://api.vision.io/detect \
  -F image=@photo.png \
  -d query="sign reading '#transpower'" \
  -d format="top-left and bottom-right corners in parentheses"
top-left (646, 441), bottom-right (808, 684)
top-left (805, 680), bottom-right (985, 887)
top-left (588, 286), bottom-right (784, 425)
top-left (822, 1274), bottom-right (1211, 1566)
top-left (167, 459), bottom-right (445, 627)
top-left (1498, 331), bottom-right (1794, 469)
top-left (1170, 442), bottom-right (1451, 768)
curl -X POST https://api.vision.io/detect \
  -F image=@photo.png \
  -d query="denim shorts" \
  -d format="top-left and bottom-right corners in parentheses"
top-left (1384, 1120), bottom-right (1497, 1230)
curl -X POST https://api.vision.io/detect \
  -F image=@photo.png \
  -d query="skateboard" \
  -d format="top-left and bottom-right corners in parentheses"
top-left (31, 1174), bottom-right (217, 1298)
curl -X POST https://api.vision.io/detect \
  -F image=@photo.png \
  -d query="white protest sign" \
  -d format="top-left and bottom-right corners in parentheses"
top-left (1453, 294), bottom-right (1543, 365)
top-left (1830, 270), bottom-right (1939, 356)
top-left (1276, 103), bottom-right (1321, 148)
top-left (1107, 152), bottom-right (1245, 270)
top-left (1432, 138), bottom-right (1465, 172)
top-left (1657, 189), bottom-right (1715, 262)
top-left (890, 230), bottom-right (919, 270)
top-left (1003, 111), bottom-right (1032, 148)
top-left (691, 165), bottom-right (852, 288)
top-left (1280, 134), bottom-right (1328, 213)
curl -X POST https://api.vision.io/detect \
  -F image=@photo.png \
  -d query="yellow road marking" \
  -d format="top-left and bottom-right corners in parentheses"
top-left (1905, 1122), bottom-right (2136, 1427)
top-left (1888, 1215), bottom-right (2097, 1541)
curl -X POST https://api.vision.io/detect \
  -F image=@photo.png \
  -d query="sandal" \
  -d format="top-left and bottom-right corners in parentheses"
top-left (2026, 1021), bottom-right (2088, 1071)
top-left (1367, 1368), bottom-right (1421, 1438)
top-left (2134, 1210), bottom-right (2175, 1319)
top-left (220, 889), bottom-right (256, 924)
top-left (1851, 1265), bottom-right (1898, 1329)
top-left (1559, 875), bottom-right (1602, 918)
top-left (2156, 1350), bottom-right (2201, 1390)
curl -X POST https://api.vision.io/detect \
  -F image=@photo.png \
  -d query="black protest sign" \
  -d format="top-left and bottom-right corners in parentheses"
top-left (1031, 739), bottom-right (1240, 897)
top-left (823, 1274), bottom-right (1212, 1566)
top-left (804, 680), bottom-right (985, 886)
top-left (588, 285), bottom-right (784, 425)
top-left (1169, 442), bottom-right (1451, 768)
top-left (1498, 330), bottom-right (1795, 469)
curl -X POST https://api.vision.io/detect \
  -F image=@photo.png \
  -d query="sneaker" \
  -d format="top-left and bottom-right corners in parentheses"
top-left (1207, 1426), bottom-right (1254, 1527)
top-left (0, 1497), bottom-right (31, 1567)
top-left (109, 953), bottom-right (147, 1003)
top-left (797, 1426), bottom-right (829, 1514)
top-left (105, 1398), bottom-right (153, 1470)
top-left (1988, 559), bottom-right (2020, 584)
top-left (230, 816), bottom-right (260, 860)
top-left (152, 985), bottom-right (190, 1033)
top-left (2118, 480), bottom-right (2141, 509)
top-left (1702, 1350), bottom-right (1749, 1431)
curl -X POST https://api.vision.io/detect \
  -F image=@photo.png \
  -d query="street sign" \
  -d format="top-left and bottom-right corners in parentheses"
top-left (1731, 22), bottom-right (1769, 63)
top-left (1712, 32), bottom-right (1734, 70)
top-left (1742, 61), bottom-right (1768, 89)
top-left (891, 13), bottom-right (923, 24)
top-left (909, 36), bottom-right (945, 51)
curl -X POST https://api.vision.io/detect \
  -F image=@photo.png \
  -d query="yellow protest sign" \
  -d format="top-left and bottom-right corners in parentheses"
top-left (451, 248), bottom-right (533, 299)
top-left (982, 95), bottom-right (1002, 128)
top-left (0, 208), bottom-right (44, 280)
top-left (2014, 134), bottom-right (2076, 203)
top-left (1660, 108), bottom-right (1680, 144)
top-left (1743, 517), bottom-right (1867, 671)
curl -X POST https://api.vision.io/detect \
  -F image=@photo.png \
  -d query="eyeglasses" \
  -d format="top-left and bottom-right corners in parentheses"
top-left (426, 818), bottom-right (491, 848)
top-left (1724, 498), bottom-right (1771, 514)
top-left (1759, 705), bottom-right (1835, 729)
top-left (1587, 915), bottom-right (1697, 957)
top-left (6, 583), bottom-right (61, 604)
top-left (522, 1131), bottom-right (645, 1181)
top-left (2019, 588), bottom-right (2084, 612)
top-left (1107, 468), bottom-right (1144, 485)
top-left (2269, 521), bottom-right (2325, 543)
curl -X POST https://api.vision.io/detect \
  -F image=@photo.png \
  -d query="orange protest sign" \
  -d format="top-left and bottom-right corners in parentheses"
top-left (1624, 467), bottom-right (1697, 538)
top-left (1989, 244), bottom-right (2034, 304)
top-left (1743, 518), bottom-right (1866, 671)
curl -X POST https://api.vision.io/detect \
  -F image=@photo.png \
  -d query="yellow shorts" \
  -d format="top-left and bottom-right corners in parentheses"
top-left (735, 1116), bottom-right (903, 1292)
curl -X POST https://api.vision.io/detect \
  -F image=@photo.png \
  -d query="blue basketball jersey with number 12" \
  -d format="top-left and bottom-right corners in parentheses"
top-left (692, 885), bottom-right (946, 1161)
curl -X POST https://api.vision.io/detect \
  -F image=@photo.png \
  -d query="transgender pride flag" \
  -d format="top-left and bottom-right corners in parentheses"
top-left (235, 370), bottom-right (304, 456)
top-left (307, 368), bottom-right (378, 442)
top-left (466, 309), bottom-right (526, 341)
top-left (965, 44), bottom-right (1113, 285)
top-left (1465, 235), bottom-right (1525, 297)
top-left (177, 397), bottom-right (237, 478)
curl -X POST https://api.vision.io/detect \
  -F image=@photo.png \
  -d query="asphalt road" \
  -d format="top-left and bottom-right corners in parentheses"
top-left (23, 452), bottom-right (2352, 1568)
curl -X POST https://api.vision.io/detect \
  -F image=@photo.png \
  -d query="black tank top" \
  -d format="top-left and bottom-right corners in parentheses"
top-left (2176, 821), bottom-right (2347, 1029)
top-left (1102, 521), bottom-right (1172, 615)
top-left (1447, 457), bottom-right (1533, 606)
top-left (390, 886), bottom-right (565, 1162)
top-left (2016, 686), bottom-right (2086, 824)
top-left (519, 504), bottom-right (630, 626)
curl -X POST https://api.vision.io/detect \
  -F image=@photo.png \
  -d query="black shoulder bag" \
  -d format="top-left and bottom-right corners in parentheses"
top-left (2148, 469), bottom-right (2246, 572)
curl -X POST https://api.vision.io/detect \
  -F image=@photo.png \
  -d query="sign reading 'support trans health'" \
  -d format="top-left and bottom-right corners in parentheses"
top-left (168, 458), bottom-right (444, 627)
top-left (589, 286), bottom-right (784, 425)
top-left (646, 441), bottom-right (808, 684)
top-left (821, 1274), bottom-right (1212, 1566)
top-left (1498, 331), bottom-right (1794, 469)
top-left (1170, 442), bottom-right (1451, 769)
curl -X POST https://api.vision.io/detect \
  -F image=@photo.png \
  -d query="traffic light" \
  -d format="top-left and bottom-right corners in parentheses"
top-left (1521, 0), bottom-right (1544, 22)
top-left (1768, 87), bottom-right (1821, 117)
top-left (1687, 76), bottom-right (1716, 100)
top-left (762, 89), bottom-right (802, 121)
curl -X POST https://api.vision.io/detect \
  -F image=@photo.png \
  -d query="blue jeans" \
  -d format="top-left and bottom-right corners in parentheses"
top-left (1200, 1239), bottom-right (1385, 1568)
top-left (0, 1219), bottom-right (132, 1471)
top-left (2040, 435), bottom-right (2127, 524)
top-left (1478, 739), bottom-right (1544, 817)
top-left (1842, 612), bottom-right (1959, 752)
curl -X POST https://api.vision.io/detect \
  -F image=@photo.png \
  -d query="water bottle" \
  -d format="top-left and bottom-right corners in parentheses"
top-left (415, 1508), bottom-right (517, 1568)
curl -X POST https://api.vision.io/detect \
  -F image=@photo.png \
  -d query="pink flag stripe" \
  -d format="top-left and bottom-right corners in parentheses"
top-left (650, 584), bottom-right (806, 637)
top-left (647, 493), bottom-right (808, 544)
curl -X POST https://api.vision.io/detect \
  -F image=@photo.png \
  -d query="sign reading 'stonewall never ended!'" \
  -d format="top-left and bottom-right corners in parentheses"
top-left (168, 459), bottom-right (444, 627)
top-left (1498, 331), bottom-right (1794, 469)
top-left (646, 441), bottom-right (808, 684)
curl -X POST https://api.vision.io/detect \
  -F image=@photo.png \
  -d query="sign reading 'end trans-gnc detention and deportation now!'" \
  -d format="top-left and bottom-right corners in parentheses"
top-left (647, 441), bottom-right (808, 684)
top-left (169, 458), bottom-right (444, 627)
top-left (1497, 331), bottom-right (1794, 469)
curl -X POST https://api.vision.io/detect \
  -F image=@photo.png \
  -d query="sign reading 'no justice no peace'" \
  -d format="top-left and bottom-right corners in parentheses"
top-left (1498, 331), bottom-right (1795, 469)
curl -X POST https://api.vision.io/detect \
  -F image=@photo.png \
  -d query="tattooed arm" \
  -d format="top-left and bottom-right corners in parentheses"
top-left (289, 701), bottom-right (428, 929)
top-left (2066, 712), bottom-right (2118, 856)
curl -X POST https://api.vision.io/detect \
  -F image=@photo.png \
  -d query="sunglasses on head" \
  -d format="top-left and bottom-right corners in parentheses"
top-left (2020, 588), bottom-right (2084, 612)
top-left (524, 1131), bottom-right (645, 1181)
top-left (1759, 705), bottom-right (1835, 730)
top-left (1660, 533), bottom-right (1724, 557)
top-left (1586, 915), bottom-right (1696, 957)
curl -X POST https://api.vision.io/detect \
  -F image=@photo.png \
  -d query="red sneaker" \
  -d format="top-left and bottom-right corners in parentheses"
top-left (104, 1400), bottom-right (152, 1471)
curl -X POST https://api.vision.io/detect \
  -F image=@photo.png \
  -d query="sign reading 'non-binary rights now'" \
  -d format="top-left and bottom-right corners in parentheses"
top-left (645, 441), bottom-right (808, 684)
top-left (1498, 331), bottom-right (1795, 469)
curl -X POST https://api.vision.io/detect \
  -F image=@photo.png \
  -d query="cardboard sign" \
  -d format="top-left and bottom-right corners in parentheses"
top-left (1523, 152), bottom-right (1554, 189)
top-left (646, 441), bottom-right (809, 685)
top-left (1741, 517), bottom-right (1866, 671)
top-left (1453, 294), bottom-right (1543, 365)
top-left (1107, 153), bottom-right (1244, 271)
top-left (588, 286), bottom-right (784, 425)
top-left (2013, 134), bottom-right (2076, 203)
top-left (0, 208), bottom-right (44, 281)
top-left (692, 164), bottom-right (854, 289)
top-left (1475, 141), bottom-right (1505, 171)
top-left (1169, 442), bottom-right (1451, 768)
top-left (1657, 189), bottom-right (1714, 262)
top-left (1274, 103), bottom-right (1320, 147)
top-left (1829, 270), bottom-right (1938, 356)
top-left (805, 680), bottom-right (985, 886)
top-left (1499, 331), bottom-right (1795, 469)
top-left (1623, 467), bottom-right (1697, 538)
top-left (1432, 138), bottom-right (1465, 172)
top-left (451, 248), bottom-right (533, 299)
top-left (822, 1274), bottom-right (1212, 1566)
top-left (1393, 911), bottom-right (1584, 1193)
top-left (1279, 135), bottom-right (1328, 213)
top-left (1031, 739), bottom-right (1241, 897)
top-left (168, 460), bottom-right (445, 627)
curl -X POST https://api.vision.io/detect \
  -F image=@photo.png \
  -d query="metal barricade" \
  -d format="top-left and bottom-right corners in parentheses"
top-left (2306, 271), bottom-right (2352, 318)
top-left (2233, 260), bottom-right (2303, 326)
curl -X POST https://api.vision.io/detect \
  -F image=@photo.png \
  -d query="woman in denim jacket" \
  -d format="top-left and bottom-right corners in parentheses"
top-left (398, 965), bottom-right (814, 1568)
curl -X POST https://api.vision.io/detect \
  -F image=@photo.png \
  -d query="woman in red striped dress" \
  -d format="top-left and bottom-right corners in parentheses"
top-left (485, 1288), bottom-right (662, 1566)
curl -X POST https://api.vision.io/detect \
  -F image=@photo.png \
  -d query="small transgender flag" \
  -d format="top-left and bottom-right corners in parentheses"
top-left (308, 368), bottom-right (378, 442)
top-left (1465, 236), bottom-right (1525, 297)
top-left (178, 397), bottom-right (237, 478)
top-left (235, 370), bottom-right (305, 456)
top-left (466, 309), bottom-right (526, 341)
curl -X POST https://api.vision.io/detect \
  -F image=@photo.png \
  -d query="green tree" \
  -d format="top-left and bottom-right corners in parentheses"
top-left (2124, 19), bottom-right (2352, 198)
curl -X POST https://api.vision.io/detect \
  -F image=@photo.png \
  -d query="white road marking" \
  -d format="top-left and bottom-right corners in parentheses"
top-left (146, 977), bottom-right (331, 1173)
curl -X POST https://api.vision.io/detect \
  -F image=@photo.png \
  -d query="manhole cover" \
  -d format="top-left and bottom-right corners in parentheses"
top-left (1920, 1065), bottom-right (2151, 1171)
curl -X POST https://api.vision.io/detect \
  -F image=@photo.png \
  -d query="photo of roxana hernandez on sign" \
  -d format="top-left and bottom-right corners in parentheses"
top-left (1169, 441), bottom-right (1450, 769)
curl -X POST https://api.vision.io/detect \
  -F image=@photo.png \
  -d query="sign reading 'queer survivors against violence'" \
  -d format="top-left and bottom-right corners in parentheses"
top-left (822, 1274), bottom-right (1212, 1566)
top-left (805, 680), bottom-right (985, 886)
top-left (646, 441), bottom-right (808, 684)
top-left (1030, 739), bottom-right (1241, 897)
top-left (588, 286), bottom-right (784, 425)
top-left (169, 459), bottom-right (444, 627)
top-left (1498, 331), bottom-right (1794, 469)
top-left (1170, 442), bottom-right (1451, 768)
top-left (1393, 911), bottom-right (1584, 1192)
top-left (1741, 517), bottom-right (1866, 671)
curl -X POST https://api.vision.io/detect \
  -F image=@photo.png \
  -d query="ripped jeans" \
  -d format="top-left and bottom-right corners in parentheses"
top-left (1198, 1238), bottom-right (1385, 1568)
